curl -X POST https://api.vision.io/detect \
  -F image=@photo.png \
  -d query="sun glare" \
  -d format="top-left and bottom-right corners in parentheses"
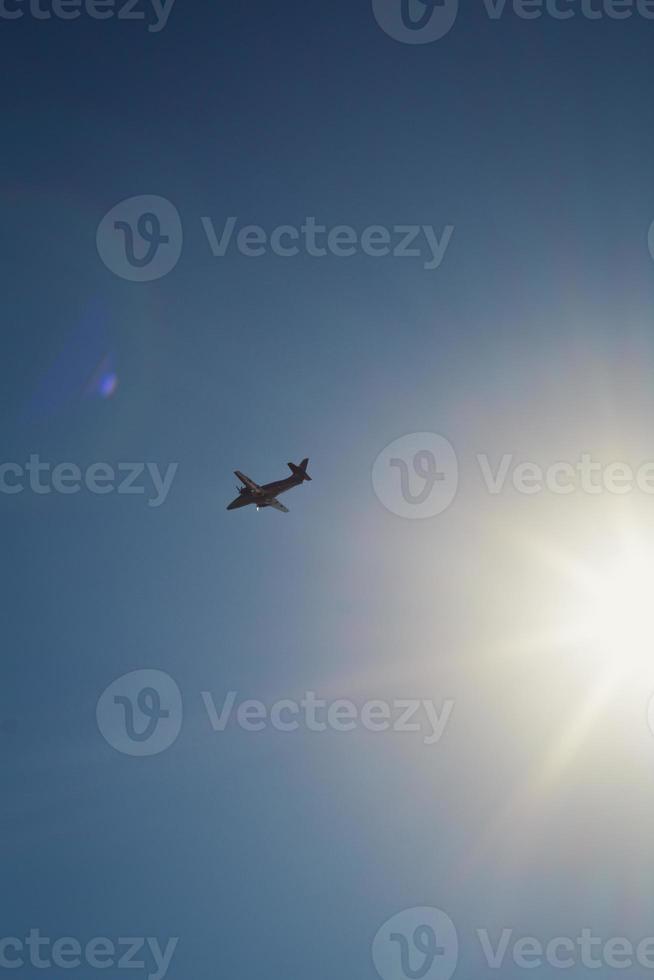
top-left (513, 517), bottom-right (654, 681)
top-left (583, 547), bottom-right (654, 669)
top-left (466, 519), bottom-right (654, 873)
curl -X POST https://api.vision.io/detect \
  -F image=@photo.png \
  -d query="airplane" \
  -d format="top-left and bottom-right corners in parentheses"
top-left (227, 458), bottom-right (311, 514)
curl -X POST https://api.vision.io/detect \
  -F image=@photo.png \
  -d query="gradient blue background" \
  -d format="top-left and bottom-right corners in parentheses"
top-left (3, 2), bottom-right (654, 978)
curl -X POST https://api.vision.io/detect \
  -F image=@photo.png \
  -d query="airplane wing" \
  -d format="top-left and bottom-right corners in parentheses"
top-left (234, 470), bottom-right (263, 494)
top-left (267, 498), bottom-right (289, 513)
top-left (227, 495), bottom-right (251, 511)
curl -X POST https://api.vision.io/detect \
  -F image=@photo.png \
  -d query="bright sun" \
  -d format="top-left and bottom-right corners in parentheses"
top-left (528, 528), bottom-right (654, 683)
top-left (498, 512), bottom-right (654, 688)
top-left (465, 510), bottom-right (654, 869)
top-left (583, 548), bottom-right (654, 667)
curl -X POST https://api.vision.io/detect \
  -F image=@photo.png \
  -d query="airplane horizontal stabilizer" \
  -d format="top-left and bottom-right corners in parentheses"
top-left (287, 458), bottom-right (311, 482)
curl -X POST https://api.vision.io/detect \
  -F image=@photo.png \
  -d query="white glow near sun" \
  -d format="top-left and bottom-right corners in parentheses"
top-left (464, 515), bottom-right (654, 872)
top-left (582, 547), bottom-right (654, 669)
top-left (510, 519), bottom-right (654, 682)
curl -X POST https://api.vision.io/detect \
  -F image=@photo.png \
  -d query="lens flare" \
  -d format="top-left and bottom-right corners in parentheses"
top-left (97, 370), bottom-right (118, 399)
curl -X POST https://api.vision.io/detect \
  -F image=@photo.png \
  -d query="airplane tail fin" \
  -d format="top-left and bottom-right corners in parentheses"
top-left (287, 458), bottom-right (311, 482)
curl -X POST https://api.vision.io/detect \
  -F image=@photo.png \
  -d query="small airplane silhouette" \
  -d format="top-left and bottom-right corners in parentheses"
top-left (227, 458), bottom-right (311, 514)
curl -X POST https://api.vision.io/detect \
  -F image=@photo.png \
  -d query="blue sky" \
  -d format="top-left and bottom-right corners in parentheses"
top-left (3, 2), bottom-right (654, 979)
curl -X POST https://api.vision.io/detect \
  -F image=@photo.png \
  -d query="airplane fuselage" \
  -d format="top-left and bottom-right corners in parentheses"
top-left (235, 475), bottom-right (302, 508)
